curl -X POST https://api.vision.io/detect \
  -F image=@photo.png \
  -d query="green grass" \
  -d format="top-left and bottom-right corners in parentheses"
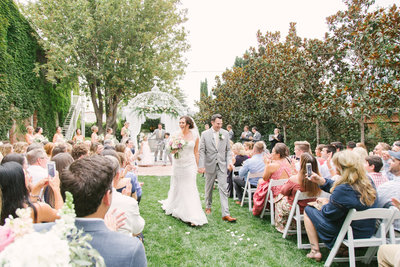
top-left (140, 175), bottom-right (375, 267)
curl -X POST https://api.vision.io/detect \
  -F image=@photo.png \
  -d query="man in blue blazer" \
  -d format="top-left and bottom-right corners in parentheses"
top-left (36, 155), bottom-right (147, 267)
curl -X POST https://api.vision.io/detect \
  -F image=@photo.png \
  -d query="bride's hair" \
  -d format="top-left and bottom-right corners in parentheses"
top-left (180, 116), bottom-right (194, 129)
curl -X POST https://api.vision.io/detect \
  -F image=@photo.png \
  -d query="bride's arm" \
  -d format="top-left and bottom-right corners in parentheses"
top-left (194, 137), bottom-right (200, 166)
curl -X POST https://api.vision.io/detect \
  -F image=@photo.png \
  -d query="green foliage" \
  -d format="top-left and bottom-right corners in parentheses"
top-left (200, 78), bottom-right (208, 101)
top-left (366, 117), bottom-right (400, 148)
top-left (0, 0), bottom-right (70, 139)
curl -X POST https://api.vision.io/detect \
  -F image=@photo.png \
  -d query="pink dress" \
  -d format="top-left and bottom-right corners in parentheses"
top-left (252, 161), bottom-right (292, 216)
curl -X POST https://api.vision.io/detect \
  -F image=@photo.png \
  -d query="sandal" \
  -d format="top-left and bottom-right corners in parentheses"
top-left (307, 249), bottom-right (322, 262)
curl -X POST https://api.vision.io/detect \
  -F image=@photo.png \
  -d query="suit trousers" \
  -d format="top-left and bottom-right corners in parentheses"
top-left (154, 142), bottom-right (164, 161)
top-left (205, 164), bottom-right (230, 217)
top-left (378, 244), bottom-right (400, 267)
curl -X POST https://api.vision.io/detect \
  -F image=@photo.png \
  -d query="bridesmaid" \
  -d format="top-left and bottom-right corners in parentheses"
top-left (91, 126), bottom-right (99, 143)
top-left (52, 126), bottom-right (64, 143)
top-left (73, 129), bottom-right (85, 144)
top-left (25, 126), bottom-right (35, 145)
top-left (120, 122), bottom-right (130, 144)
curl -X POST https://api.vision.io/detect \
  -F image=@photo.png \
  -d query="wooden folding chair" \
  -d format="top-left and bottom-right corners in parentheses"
top-left (324, 207), bottom-right (395, 267)
top-left (240, 172), bottom-right (263, 211)
top-left (282, 190), bottom-right (331, 249)
top-left (260, 178), bottom-right (288, 225)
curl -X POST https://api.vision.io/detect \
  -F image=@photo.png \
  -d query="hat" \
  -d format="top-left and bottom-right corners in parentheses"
top-left (388, 150), bottom-right (400, 160)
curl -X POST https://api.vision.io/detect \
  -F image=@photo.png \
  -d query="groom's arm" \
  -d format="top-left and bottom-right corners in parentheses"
top-left (198, 132), bottom-right (206, 169)
top-left (225, 132), bottom-right (232, 166)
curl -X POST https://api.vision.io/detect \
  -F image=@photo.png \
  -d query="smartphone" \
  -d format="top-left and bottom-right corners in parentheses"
top-left (47, 161), bottom-right (56, 178)
top-left (306, 163), bottom-right (312, 179)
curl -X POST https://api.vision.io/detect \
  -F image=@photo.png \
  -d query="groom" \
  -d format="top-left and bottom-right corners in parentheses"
top-left (198, 114), bottom-right (237, 222)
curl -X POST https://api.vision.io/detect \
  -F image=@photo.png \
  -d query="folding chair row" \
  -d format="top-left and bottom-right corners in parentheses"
top-left (260, 178), bottom-right (289, 225)
top-left (240, 172), bottom-right (264, 211)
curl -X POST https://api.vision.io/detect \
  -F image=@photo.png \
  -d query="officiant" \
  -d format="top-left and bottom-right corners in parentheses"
top-left (151, 123), bottom-right (166, 162)
top-left (269, 128), bottom-right (284, 150)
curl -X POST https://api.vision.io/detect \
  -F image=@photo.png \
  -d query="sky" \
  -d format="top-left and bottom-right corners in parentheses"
top-left (178, 0), bottom-right (398, 111)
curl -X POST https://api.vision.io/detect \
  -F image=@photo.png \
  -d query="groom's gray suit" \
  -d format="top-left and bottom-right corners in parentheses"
top-left (199, 128), bottom-right (232, 217)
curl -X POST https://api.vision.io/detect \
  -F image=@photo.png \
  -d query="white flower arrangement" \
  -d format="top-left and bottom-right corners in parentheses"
top-left (0, 192), bottom-right (105, 267)
top-left (219, 133), bottom-right (225, 140)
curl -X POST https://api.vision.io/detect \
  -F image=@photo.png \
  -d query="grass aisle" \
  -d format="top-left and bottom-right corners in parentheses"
top-left (140, 175), bottom-right (369, 267)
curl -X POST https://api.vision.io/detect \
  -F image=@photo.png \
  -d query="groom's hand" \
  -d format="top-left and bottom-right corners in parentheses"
top-left (198, 168), bottom-right (205, 174)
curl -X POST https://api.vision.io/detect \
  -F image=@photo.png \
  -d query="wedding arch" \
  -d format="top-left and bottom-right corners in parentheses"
top-left (122, 85), bottom-right (186, 148)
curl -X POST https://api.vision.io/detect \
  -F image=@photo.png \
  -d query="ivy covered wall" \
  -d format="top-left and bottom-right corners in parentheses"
top-left (0, 0), bottom-right (71, 140)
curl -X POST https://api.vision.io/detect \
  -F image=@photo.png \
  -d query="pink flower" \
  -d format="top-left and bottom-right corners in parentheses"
top-left (0, 226), bottom-right (15, 252)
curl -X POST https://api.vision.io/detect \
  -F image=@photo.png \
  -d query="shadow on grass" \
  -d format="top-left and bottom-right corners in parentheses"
top-left (140, 175), bottom-right (375, 267)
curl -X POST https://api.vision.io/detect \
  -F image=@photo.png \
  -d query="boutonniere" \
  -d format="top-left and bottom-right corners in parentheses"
top-left (219, 133), bottom-right (224, 140)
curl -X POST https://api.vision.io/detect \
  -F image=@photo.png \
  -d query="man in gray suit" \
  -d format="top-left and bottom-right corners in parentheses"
top-left (36, 155), bottom-right (147, 267)
top-left (250, 126), bottom-right (262, 142)
top-left (151, 123), bottom-right (166, 162)
top-left (198, 114), bottom-right (237, 222)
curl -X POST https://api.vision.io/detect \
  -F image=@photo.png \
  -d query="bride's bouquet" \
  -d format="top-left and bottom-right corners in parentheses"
top-left (168, 136), bottom-right (187, 159)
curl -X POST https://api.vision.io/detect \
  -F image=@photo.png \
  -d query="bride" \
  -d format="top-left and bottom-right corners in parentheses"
top-left (160, 116), bottom-right (208, 226)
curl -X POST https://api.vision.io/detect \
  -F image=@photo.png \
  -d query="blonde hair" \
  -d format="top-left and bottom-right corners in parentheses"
top-left (0, 144), bottom-right (13, 157)
top-left (352, 147), bottom-right (368, 161)
top-left (331, 150), bottom-right (376, 206)
top-left (44, 142), bottom-right (55, 157)
top-left (232, 143), bottom-right (246, 156)
top-left (13, 142), bottom-right (28, 154)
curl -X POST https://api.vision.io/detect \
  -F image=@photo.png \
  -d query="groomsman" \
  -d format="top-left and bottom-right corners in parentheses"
top-left (151, 123), bottom-right (165, 162)
top-left (240, 125), bottom-right (252, 143)
top-left (162, 133), bottom-right (172, 165)
top-left (250, 127), bottom-right (261, 142)
top-left (227, 125), bottom-right (234, 140)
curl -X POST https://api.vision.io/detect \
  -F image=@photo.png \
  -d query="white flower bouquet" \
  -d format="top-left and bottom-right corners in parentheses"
top-left (0, 192), bottom-right (105, 267)
top-left (168, 136), bottom-right (187, 159)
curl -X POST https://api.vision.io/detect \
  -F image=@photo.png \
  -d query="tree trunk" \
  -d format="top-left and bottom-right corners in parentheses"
top-left (316, 118), bottom-right (320, 144)
top-left (88, 79), bottom-right (104, 134)
top-left (283, 124), bottom-right (287, 143)
top-left (105, 94), bottom-right (119, 133)
top-left (360, 115), bottom-right (365, 144)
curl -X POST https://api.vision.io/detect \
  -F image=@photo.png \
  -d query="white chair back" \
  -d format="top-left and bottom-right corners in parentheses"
top-left (240, 172), bottom-right (264, 211)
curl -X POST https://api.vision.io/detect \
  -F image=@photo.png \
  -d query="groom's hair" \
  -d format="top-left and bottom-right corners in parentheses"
top-left (211, 114), bottom-right (222, 122)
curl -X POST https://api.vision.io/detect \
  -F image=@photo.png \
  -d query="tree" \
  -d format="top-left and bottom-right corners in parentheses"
top-left (200, 78), bottom-right (208, 101)
top-left (19, 0), bottom-right (189, 132)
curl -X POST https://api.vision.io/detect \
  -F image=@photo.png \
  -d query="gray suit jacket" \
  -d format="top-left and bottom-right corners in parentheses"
top-left (253, 131), bottom-right (262, 141)
top-left (152, 129), bottom-right (166, 142)
top-left (199, 128), bottom-right (232, 174)
top-left (34, 219), bottom-right (147, 267)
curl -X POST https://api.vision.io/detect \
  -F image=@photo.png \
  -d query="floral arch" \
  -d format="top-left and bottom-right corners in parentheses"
top-left (122, 86), bottom-right (185, 148)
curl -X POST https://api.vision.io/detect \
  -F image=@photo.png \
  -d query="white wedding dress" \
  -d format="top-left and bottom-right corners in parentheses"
top-left (160, 132), bottom-right (208, 226)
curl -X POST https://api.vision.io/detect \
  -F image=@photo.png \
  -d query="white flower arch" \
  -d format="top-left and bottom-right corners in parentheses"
top-left (122, 86), bottom-right (185, 148)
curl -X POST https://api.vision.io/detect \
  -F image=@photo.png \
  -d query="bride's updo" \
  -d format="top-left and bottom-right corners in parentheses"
top-left (180, 116), bottom-right (194, 129)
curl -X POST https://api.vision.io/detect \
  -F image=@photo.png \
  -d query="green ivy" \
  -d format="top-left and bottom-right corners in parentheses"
top-left (0, 0), bottom-right (71, 140)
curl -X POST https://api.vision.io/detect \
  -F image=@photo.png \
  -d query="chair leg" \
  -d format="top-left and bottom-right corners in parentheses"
top-left (248, 186), bottom-right (252, 212)
top-left (233, 186), bottom-right (237, 201)
top-left (260, 191), bottom-right (269, 219)
top-left (240, 188), bottom-right (246, 207)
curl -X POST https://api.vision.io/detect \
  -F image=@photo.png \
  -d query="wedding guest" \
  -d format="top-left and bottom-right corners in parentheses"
top-left (303, 150), bottom-right (377, 262)
top-left (25, 126), bottom-right (35, 145)
top-left (90, 142), bottom-right (104, 156)
top-left (43, 142), bottom-right (55, 158)
top-left (244, 142), bottom-right (254, 158)
top-left (314, 144), bottom-right (325, 165)
top-left (233, 141), bottom-right (266, 204)
top-left (250, 127), bottom-right (261, 142)
top-left (269, 128), bottom-right (284, 150)
top-left (393, 141), bottom-right (400, 152)
top-left (374, 142), bottom-right (394, 180)
top-left (106, 155), bottom-right (145, 237)
top-left (59, 155), bottom-right (147, 266)
top-left (118, 152), bottom-right (142, 203)
top-left (0, 162), bottom-right (62, 225)
top-left (240, 125), bottom-right (252, 143)
top-left (365, 156), bottom-right (386, 188)
top-left (71, 143), bottom-right (89, 160)
top-left (331, 141), bottom-right (344, 152)
top-left (353, 146), bottom-right (368, 161)
top-left (91, 125), bottom-right (99, 143)
top-left (293, 141), bottom-right (312, 171)
top-left (227, 125), bottom-right (234, 140)
top-left (204, 124), bottom-right (209, 130)
top-left (0, 143), bottom-right (13, 157)
top-left (13, 141), bottom-right (28, 154)
top-left (356, 142), bottom-right (368, 151)
top-left (51, 144), bottom-right (67, 158)
top-left (52, 126), bottom-right (64, 143)
top-left (227, 143), bottom-right (249, 198)
top-left (72, 128), bottom-right (85, 144)
top-left (120, 122), bottom-right (130, 144)
top-left (319, 145), bottom-right (337, 180)
top-left (274, 153), bottom-right (321, 233)
top-left (252, 143), bottom-right (293, 216)
top-left (26, 149), bottom-right (48, 185)
top-left (346, 141), bottom-right (356, 150)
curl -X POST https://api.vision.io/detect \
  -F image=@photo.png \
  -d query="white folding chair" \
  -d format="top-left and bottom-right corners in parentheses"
top-left (232, 166), bottom-right (242, 201)
top-left (282, 190), bottom-right (331, 249)
top-left (240, 172), bottom-right (263, 211)
top-left (388, 208), bottom-right (400, 244)
top-left (260, 179), bottom-right (288, 225)
top-left (324, 207), bottom-right (395, 267)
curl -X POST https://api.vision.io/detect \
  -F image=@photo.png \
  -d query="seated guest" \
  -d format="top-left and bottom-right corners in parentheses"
top-left (51, 144), bottom-right (67, 158)
top-left (331, 141), bottom-right (344, 152)
top-left (293, 141), bottom-right (312, 172)
top-left (58, 155), bottom-right (147, 266)
top-left (240, 125), bottom-right (253, 143)
top-left (0, 162), bottom-right (62, 225)
top-left (346, 141), bottom-right (356, 150)
top-left (304, 150), bottom-right (377, 262)
top-left (314, 144), bottom-right (325, 165)
top-left (274, 153), bottom-right (321, 233)
top-left (353, 146), bottom-right (368, 161)
top-left (252, 143), bottom-right (293, 216)
top-left (71, 143), bottom-right (89, 160)
top-left (227, 143), bottom-right (249, 198)
top-left (365, 155), bottom-right (388, 188)
top-left (374, 142), bottom-right (393, 179)
top-left (233, 141), bottom-right (266, 204)
top-left (243, 142), bottom-right (254, 158)
top-left (249, 127), bottom-right (261, 142)
top-left (117, 152), bottom-right (142, 203)
top-left (0, 143), bottom-right (13, 157)
top-left (90, 142), bottom-right (104, 156)
top-left (13, 141), bottom-right (28, 154)
top-left (26, 148), bottom-right (48, 185)
top-left (319, 145), bottom-right (337, 180)
top-left (43, 142), bottom-right (55, 158)
top-left (105, 156), bottom-right (145, 238)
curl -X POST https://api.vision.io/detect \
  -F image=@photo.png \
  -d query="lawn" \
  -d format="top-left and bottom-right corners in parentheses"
top-left (140, 175), bottom-right (374, 267)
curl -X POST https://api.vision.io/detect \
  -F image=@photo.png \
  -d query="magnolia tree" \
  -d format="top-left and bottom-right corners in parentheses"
top-left (19, 0), bottom-right (189, 132)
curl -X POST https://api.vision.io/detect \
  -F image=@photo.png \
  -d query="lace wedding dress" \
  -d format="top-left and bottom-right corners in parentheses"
top-left (160, 132), bottom-right (208, 226)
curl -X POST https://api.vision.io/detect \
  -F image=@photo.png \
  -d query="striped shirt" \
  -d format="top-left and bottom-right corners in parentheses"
top-left (368, 172), bottom-right (389, 188)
